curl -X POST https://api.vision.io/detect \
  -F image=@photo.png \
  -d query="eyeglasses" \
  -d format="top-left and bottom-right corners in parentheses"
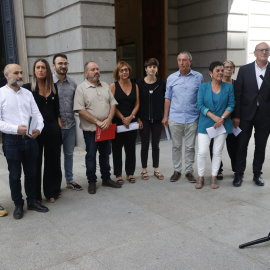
top-left (57, 62), bottom-right (69, 66)
top-left (224, 66), bottom-right (233, 70)
top-left (255, 49), bottom-right (270, 53)
top-left (119, 68), bottom-right (129, 73)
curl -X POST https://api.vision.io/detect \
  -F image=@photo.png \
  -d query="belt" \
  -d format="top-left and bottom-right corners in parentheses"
top-left (3, 133), bottom-right (26, 139)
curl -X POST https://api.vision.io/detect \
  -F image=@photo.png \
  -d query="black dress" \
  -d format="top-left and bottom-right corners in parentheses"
top-left (23, 83), bottom-right (62, 200)
top-left (111, 81), bottom-right (137, 176)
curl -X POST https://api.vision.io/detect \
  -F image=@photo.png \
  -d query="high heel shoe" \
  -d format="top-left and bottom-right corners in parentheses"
top-left (211, 176), bottom-right (219, 189)
top-left (195, 176), bottom-right (204, 189)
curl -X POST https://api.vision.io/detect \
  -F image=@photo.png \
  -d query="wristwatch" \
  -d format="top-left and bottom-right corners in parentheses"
top-left (221, 115), bottom-right (225, 119)
top-left (131, 114), bottom-right (135, 119)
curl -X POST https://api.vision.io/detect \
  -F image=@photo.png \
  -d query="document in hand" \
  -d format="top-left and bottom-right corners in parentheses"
top-left (95, 123), bottom-right (116, 142)
top-left (232, 126), bottom-right (242, 136)
top-left (116, 122), bottom-right (139, 133)
top-left (206, 124), bottom-right (226, 139)
top-left (165, 126), bottom-right (171, 140)
top-left (27, 114), bottom-right (38, 135)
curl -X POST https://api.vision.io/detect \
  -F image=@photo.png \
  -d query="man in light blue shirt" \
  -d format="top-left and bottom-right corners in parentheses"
top-left (162, 51), bottom-right (203, 183)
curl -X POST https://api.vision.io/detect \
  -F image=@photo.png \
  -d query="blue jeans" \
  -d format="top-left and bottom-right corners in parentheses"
top-left (2, 134), bottom-right (38, 205)
top-left (62, 125), bottom-right (76, 184)
top-left (83, 131), bottom-right (111, 183)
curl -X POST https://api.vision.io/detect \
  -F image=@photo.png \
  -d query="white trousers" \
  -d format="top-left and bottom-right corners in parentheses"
top-left (197, 133), bottom-right (227, 176)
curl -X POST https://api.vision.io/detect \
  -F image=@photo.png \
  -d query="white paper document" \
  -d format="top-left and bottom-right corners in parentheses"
top-left (232, 126), bottom-right (242, 137)
top-left (116, 122), bottom-right (139, 133)
top-left (27, 114), bottom-right (38, 135)
top-left (206, 124), bottom-right (226, 139)
top-left (165, 125), bottom-right (171, 140)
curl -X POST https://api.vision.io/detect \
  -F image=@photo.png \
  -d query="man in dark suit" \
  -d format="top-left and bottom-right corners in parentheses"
top-left (233, 42), bottom-right (270, 187)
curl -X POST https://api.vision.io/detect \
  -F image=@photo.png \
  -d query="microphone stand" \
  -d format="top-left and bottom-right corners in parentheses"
top-left (239, 233), bottom-right (270, 249)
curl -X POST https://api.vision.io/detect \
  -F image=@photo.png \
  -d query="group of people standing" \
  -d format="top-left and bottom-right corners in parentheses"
top-left (1, 41), bottom-right (270, 219)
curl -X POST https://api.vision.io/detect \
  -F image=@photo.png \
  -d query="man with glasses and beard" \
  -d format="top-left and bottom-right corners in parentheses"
top-left (52, 54), bottom-right (83, 191)
top-left (74, 61), bottom-right (121, 194)
top-left (0, 64), bottom-right (49, 219)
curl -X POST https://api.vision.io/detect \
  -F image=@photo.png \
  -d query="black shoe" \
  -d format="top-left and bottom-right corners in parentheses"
top-left (253, 174), bottom-right (264, 186)
top-left (233, 174), bottom-right (243, 187)
top-left (27, 201), bottom-right (49, 212)
top-left (217, 173), bottom-right (223, 180)
top-left (13, 205), bottom-right (23, 219)
top-left (88, 182), bottom-right (96, 194)
top-left (102, 179), bottom-right (121, 188)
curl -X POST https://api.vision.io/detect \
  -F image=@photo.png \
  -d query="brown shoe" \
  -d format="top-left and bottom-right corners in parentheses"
top-left (88, 182), bottom-right (96, 194)
top-left (102, 179), bottom-right (122, 188)
top-left (185, 173), bottom-right (196, 183)
top-left (170, 171), bottom-right (181, 182)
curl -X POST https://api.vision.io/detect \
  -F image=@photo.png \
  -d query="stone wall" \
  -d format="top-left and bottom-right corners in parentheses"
top-left (22, 0), bottom-right (116, 84)
top-left (168, 0), bottom-right (230, 80)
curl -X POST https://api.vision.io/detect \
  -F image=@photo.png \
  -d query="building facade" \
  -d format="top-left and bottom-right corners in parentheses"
top-left (1, 0), bottom-right (270, 146)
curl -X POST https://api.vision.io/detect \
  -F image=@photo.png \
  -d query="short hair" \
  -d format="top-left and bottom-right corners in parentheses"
top-left (223, 60), bottom-right (235, 73)
top-left (113, 61), bottom-right (132, 81)
top-left (31, 59), bottom-right (56, 94)
top-left (144, 58), bottom-right (159, 68)
top-left (209, 61), bottom-right (224, 72)
top-left (53, 53), bottom-right (67, 64)
top-left (177, 51), bottom-right (192, 61)
top-left (84, 61), bottom-right (97, 72)
top-left (255, 42), bottom-right (270, 51)
top-left (3, 65), bottom-right (9, 75)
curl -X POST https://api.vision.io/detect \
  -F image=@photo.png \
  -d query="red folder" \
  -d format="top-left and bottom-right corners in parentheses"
top-left (95, 123), bottom-right (116, 142)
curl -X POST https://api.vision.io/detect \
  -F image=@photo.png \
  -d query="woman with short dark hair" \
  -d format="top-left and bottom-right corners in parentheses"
top-left (23, 59), bottom-right (62, 202)
top-left (196, 61), bottom-right (235, 189)
top-left (136, 58), bottom-right (166, 180)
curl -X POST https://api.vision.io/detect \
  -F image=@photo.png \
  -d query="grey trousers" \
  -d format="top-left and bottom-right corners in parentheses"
top-left (168, 119), bottom-right (198, 174)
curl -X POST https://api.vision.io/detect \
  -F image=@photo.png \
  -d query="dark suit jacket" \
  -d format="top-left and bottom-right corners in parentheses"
top-left (234, 61), bottom-right (270, 121)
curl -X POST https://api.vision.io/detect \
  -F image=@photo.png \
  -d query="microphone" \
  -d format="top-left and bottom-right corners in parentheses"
top-left (260, 75), bottom-right (270, 87)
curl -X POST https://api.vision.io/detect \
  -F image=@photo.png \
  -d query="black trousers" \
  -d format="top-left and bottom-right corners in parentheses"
top-left (235, 108), bottom-right (270, 176)
top-left (139, 120), bottom-right (163, 168)
top-left (112, 129), bottom-right (137, 176)
top-left (36, 118), bottom-right (62, 200)
top-left (209, 133), bottom-right (238, 173)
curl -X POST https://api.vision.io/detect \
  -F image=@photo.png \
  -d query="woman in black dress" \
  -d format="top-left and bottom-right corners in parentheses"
top-left (23, 59), bottom-right (62, 203)
top-left (137, 58), bottom-right (166, 180)
top-left (110, 61), bottom-right (139, 184)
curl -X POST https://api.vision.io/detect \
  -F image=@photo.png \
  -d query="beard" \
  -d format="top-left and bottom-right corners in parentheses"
top-left (9, 77), bottom-right (23, 88)
top-left (55, 67), bottom-right (67, 76)
top-left (88, 74), bottom-right (100, 82)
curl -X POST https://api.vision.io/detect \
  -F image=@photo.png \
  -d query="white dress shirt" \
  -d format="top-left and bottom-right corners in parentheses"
top-left (0, 85), bottom-right (44, 135)
top-left (255, 61), bottom-right (268, 90)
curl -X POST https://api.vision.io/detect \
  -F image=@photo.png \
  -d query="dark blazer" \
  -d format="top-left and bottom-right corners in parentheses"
top-left (197, 81), bottom-right (235, 134)
top-left (234, 61), bottom-right (270, 121)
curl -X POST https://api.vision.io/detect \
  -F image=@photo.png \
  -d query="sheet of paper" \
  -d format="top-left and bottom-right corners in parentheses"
top-left (116, 122), bottom-right (139, 133)
top-left (27, 114), bottom-right (38, 135)
top-left (165, 125), bottom-right (171, 140)
top-left (232, 126), bottom-right (242, 137)
top-left (206, 124), bottom-right (226, 139)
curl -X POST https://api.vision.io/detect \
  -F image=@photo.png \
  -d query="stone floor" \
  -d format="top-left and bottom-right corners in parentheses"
top-left (1, 135), bottom-right (270, 270)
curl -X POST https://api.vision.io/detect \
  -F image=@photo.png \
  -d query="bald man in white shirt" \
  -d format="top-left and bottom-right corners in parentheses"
top-left (1, 64), bottom-right (49, 219)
